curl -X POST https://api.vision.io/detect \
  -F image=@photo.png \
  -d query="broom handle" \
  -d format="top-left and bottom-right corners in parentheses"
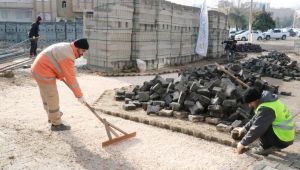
top-left (62, 80), bottom-right (128, 134)
top-left (215, 62), bottom-right (250, 88)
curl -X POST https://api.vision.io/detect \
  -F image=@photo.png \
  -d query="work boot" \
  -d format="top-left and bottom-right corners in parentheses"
top-left (51, 124), bottom-right (71, 131)
top-left (251, 146), bottom-right (281, 156)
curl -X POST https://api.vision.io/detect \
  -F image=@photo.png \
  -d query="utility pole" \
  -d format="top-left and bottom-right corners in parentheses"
top-left (293, 10), bottom-right (297, 28)
top-left (248, 0), bottom-right (253, 42)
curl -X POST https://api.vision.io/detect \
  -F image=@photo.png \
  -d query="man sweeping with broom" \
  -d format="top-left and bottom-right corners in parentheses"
top-left (31, 38), bottom-right (89, 131)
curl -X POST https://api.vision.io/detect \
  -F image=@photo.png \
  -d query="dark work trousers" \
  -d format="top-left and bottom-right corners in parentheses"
top-left (259, 125), bottom-right (293, 149)
top-left (30, 39), bottom-right (38, 56)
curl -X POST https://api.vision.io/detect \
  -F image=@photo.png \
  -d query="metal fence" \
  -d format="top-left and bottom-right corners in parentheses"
top-left (0, 21), bottom-right (83, 47)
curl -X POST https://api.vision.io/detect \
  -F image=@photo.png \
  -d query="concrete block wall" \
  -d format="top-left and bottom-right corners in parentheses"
top-left (208, 10), bottom-right (228, 58)
top-left (84, 0), bottom-right (228, 72)
top-left (84, 1), bottom-right (134, 71)
top-left (132, 0), bottom-right (158, 69)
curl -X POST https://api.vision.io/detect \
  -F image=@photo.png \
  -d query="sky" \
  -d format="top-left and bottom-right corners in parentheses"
top-left (167, 0), bottom-right (300, 9)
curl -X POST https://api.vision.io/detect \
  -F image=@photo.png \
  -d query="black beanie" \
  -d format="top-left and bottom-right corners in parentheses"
top-left (243, 87), bottom-right (262, 103)
top-left (74, 38), bottom-right (89, 50)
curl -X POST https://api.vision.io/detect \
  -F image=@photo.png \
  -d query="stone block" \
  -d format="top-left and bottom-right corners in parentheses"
top-left (172, 91), bottom-right (180, 102)
top-left (125, 98), bottom-right (132, 104)
top-left (189, 101), bottom-right (204, 115)
top-left (142, 102), bottom-right (151, 111)
top-left (147, 105), bottom-right (160, 115)
top-left (283, 76), bottom-right (293, 82)
top-left (231, 120), bottom-right (243, 128)
top-left (170, 102), bottom-right (181, 111)
top-left (158, 109), bottom-right (173, 117)
top-left (125, 92), bottom-right (135, 99)
top-left (152, 100), bottom-right (166, 107)
top-left (138, 92), bottom-right (150, 102)
top-left (205, 117), bottom-right (220, 125)
top-left (150, 93), bottom-right (160, 100)
top-left (184, 100), bottom-right (195, 109)
top-left (174, 111), bottom-right (188, 119)
top-left (163, 94), bottom-right (173, 105)
top-left (175, 82), bottom-right (188, 92)
top-left (216, 123), bottom-right (233, 132)
top-left (140, 81), bottom-right (152, 91)
top-left (222, 99), bottom-right (237, 107)
top-left (187, 92), bottom-right (199, 102)
top-left (123, 103), bottom-right (136, 111)
top-left (115, 95), bottom-right (125, 101)
top-left (132, 85), bottom-right (140, 94)
top-left (208, 105), bottom-right (223, 118)
top-left (188, 115), bottom-right (205, 122)
top-left (197, 88), bottom-right (211, 97)
top-left (116, 90), bottom-right (125, 96)
top-left (198, 95), bottom-right (211, 107)
top-left (132, 100), bottom-right (142, 107)
top-left (212, 87), bottom-right (223, 95)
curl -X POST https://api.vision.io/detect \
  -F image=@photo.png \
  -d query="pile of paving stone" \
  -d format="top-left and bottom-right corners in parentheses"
top-left (115, 63), bottom-right (282, 130)
top-left (241, 51), bottom-right (300, 81)
top-left (235, 43), bottom-right (263, 53)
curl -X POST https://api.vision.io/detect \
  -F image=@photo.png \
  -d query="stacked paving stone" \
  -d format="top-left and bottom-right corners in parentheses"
top-left (241, 51), bottom-right (300, 81)
top-left (208, 11), bottom-right (228, 58)
top-left (116, 63), bottom-right (282, 128)
top-left (235, 43), bottom-right (263, 53)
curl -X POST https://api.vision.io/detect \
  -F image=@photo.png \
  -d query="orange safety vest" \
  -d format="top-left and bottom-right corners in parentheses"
top-left (31, 42), bottom-right (83, 98)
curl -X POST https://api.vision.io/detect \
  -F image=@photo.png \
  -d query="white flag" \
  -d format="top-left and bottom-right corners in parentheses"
top-left (195, 0), bottom-right (208, 57)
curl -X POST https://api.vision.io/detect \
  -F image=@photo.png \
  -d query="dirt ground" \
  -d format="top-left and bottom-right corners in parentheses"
top-left (0, 52), bottom-right (299, 169)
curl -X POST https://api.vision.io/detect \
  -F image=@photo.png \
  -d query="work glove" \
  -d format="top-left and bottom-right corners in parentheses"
top-left (236, 142), bottom-right (247, 154)
top-left (78, 96), bottom-right (87, 105)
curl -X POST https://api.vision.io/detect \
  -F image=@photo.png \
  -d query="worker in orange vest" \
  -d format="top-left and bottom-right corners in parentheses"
top-left (31, 38), bottom-right (89, 131)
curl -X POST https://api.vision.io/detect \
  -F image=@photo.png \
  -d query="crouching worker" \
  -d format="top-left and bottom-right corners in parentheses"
top-left (31, 38), bottom-right (89, 131)
top-left (234, 87), bottom-right (295, 155)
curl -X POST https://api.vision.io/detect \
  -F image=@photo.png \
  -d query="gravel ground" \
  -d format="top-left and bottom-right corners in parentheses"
top-left (0, 70), bottom-right (259, 170)
top-left (1, 52), bottom-right (299, 169)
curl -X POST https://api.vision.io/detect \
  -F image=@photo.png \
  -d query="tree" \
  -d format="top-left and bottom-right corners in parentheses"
top-left (252, 11), bottom-right (275, 32)
top-left (228, 8), bottom-right (247, 30)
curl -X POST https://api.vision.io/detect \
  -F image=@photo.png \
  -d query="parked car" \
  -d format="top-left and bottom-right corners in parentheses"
top-left (234, 30), bottom-right (264, 41)
top-left (228, 30), bottom-right (245, 39)
top-left (287, 28), bottom-right (297, 37)
top-left (263, 29), bottom-right (288, 40)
